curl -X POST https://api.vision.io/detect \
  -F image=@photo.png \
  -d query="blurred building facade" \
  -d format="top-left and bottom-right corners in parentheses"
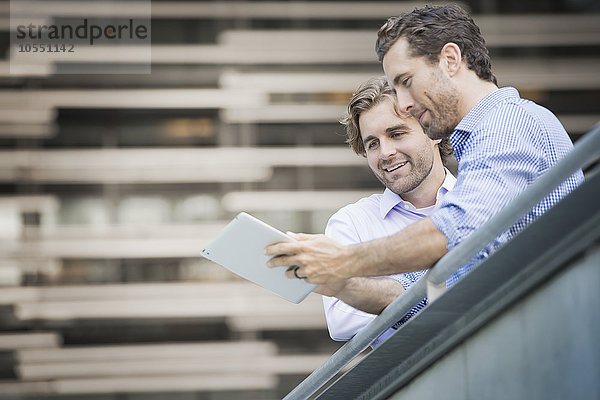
top-left (0, 0), bottom-right (598, 399)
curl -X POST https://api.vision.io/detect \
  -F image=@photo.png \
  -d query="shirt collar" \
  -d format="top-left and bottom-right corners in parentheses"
top-left (451, 87), bottom-right (520, 160)
top-left (379, 168), bottom-right (456, 219)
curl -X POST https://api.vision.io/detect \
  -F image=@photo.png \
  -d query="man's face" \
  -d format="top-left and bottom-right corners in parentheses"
top-left (382, 38), bottom-right (461, 140)
top-left (359, 99), bottom-right (437, 196)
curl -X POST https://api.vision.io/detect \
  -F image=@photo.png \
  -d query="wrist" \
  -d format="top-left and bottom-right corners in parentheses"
top-left (316, 280), bottom-right (348, 297)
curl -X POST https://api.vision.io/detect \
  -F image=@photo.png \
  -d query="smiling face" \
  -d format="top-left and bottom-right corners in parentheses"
top-left (382, 38), bottom-right (462, 140)
top-left (359, 98), bottom-right (438, 196)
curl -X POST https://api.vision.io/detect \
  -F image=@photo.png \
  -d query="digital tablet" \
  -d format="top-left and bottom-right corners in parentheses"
top-left (201, 212), bottom-right (317, 303)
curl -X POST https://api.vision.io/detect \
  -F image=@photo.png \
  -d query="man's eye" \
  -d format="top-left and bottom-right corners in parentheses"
top-left (367, 141), bottom-right (378, 149)
top-left (402, 78), bottom-right (411, 86)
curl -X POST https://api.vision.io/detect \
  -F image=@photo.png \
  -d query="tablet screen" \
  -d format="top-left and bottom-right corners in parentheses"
top-left (201, 212), bottom-right (317, 303)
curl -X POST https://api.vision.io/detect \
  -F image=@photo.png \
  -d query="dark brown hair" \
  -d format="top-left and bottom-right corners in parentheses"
top-left (376, 5), bottom-right (497, 85)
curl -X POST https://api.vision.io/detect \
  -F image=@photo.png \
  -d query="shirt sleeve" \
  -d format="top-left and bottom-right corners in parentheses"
top-left (322, 209), bottom-right (398, 344)
top-left (430, 104), bottom-right (543, 253)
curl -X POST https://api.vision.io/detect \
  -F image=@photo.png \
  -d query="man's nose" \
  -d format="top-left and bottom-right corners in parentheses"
top-left (379, 138), bottom-right (397, 159)
top-left (396, 90), bottom-right (414, 113)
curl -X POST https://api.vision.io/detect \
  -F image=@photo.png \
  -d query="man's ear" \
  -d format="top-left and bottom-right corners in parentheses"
top-left (440, 43), bottom-right (462, 77)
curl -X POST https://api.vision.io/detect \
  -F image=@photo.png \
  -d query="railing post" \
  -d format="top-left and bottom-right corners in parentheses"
top-left (426, 279), bottom-right (446, 302)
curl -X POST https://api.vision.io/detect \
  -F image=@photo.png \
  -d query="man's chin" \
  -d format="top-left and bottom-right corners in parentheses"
top-left (425, 126), bottom-right (452, 140)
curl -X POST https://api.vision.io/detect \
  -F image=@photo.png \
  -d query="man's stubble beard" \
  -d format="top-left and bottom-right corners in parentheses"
top-left (421, 71), bottom-right (462, 141)
top-left (375, 147), bottom-right (435, 196)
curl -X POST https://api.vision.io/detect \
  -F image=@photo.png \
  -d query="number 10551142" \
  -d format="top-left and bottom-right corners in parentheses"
top-left (18, 43), bottom-right (74, 53)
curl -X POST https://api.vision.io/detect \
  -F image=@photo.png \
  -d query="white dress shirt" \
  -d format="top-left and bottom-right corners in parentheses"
top-left (323, 170), bottom-right (456, 347)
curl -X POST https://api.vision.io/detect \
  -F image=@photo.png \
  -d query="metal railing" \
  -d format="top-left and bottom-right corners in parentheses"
top-left (284, 124), bottom-right (600, 400)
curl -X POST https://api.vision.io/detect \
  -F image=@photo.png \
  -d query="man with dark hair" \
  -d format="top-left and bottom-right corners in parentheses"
top-left (376, 5), bottom-right (497, 86)
top-left (319, 77), bottom-right (454, 347)
top-left (266, 5), bottom-right (582, 293)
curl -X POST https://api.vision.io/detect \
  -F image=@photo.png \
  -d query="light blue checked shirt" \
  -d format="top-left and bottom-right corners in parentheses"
top-left (430, 87), bottom-right (584, 287)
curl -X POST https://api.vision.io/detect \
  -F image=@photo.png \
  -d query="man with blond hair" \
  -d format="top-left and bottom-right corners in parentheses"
top-left (316, 76), bottom-right (454, 346)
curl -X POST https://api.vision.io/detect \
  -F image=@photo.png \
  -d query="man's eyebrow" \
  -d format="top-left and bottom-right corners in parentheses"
top-left (362, 134), bottom-right (376, 145)
top-left (385, 124), bottom-right (409, 133)
top-left (392, 72), bottom-right (408, 86)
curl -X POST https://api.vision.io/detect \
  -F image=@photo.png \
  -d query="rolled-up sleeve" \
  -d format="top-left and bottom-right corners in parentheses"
top-left (430, 105), bottom-right (542, 252)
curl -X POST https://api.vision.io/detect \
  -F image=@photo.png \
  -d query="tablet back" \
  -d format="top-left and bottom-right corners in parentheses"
top-left (201, 212), bottom-right (317, 303)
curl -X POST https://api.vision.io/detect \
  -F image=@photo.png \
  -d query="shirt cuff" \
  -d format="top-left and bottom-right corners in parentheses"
top-left (386, 273), bottom-right (418, 290)
top-left (430, 207), bottom-right (462, 251)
